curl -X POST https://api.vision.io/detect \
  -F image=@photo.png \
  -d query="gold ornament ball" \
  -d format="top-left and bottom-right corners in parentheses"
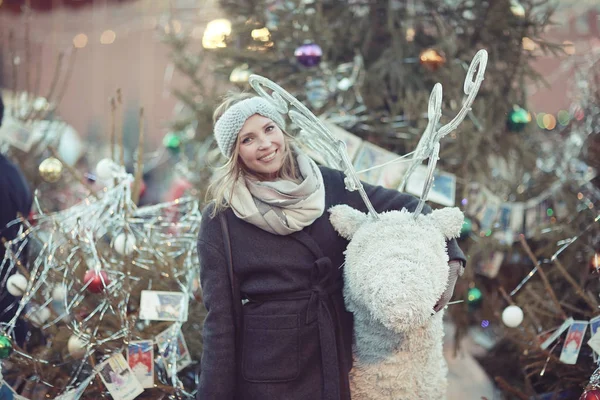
top-left (229, 64), bottom-right (251, 84)
top-left (39, 157), bottom-right (63, 183)
top-left (419, 48), bottom-right (446, 71)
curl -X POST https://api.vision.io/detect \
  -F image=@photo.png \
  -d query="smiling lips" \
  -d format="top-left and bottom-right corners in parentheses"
top-left (259, 149), bottom-right (277, 162)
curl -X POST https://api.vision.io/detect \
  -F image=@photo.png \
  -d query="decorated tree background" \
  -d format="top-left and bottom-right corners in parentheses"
top-left (164, 0), bottom-right (600, 397)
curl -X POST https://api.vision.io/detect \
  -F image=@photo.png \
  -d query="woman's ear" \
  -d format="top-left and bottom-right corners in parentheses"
top-left (329, 205), bottom-right (369, 240)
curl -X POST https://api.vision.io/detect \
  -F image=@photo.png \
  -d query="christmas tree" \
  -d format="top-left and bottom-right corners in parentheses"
top-left (0, 157), bottom-right (205, 398)
top-left (1, 22), bottom-right (206, 396)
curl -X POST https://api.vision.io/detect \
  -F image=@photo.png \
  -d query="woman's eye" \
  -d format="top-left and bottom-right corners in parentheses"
top-left (265, 125), bottom-right (274, 132)
top-left (242, 137), bottom-right (252, 144)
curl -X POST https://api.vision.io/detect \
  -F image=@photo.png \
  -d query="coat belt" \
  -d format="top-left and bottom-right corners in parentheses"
top-left (245, 256), bottom-right (342, 400)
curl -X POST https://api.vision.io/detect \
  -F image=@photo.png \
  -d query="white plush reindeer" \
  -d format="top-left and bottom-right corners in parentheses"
top-left (329, 205), bottom-right (464, 399)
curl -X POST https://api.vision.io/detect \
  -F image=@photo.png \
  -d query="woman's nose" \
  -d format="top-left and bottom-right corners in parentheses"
top-left (257, 135), bottom-right (271, 148)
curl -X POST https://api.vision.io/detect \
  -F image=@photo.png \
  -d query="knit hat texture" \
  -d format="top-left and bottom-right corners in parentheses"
top-left (214, 97), bottom-right (286, 158)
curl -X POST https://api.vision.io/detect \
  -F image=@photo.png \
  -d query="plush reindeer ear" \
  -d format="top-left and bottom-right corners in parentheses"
top-left (329, 205), bottom-right (369, 240)
top-left (428, 207), bottom-right (464, 239)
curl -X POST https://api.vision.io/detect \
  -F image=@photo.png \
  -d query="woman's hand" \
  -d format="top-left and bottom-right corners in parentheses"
top-left (433, 260), bottom-right (464, 313)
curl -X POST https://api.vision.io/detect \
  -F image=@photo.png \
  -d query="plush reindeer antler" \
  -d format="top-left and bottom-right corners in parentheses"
top-left (400, 49), bottom-right (488, 217)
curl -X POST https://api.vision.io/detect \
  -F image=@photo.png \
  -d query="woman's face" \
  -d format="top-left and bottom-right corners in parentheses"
top-left (237, 114), bottom-right (286, 180)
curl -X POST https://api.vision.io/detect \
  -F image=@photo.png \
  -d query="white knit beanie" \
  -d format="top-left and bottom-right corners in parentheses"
top-left (213, 97), bottom-right (287, 158)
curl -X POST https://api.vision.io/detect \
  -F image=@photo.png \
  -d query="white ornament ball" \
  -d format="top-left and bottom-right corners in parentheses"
top-left (95, 158), bottom-right (119, 181)
top-left (6, 274), bottom-right (28, 297)
top-left (502, 305), bottom-right (524, 328)
top-left (337, 77), bottom-right (353, 91)
top-left (113, 233), bottom-right (136, 256)
top-left (67, 335), bottom-right (88, 358)
top-left (52, 285), bottom-right (68, 302)
top-left (29, 307), bottom-right (51, 327)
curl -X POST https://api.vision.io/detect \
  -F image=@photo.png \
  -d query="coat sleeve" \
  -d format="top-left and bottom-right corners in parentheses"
top-left (196, 216), bottom-right (236, 399)
top-left (334, 169), bottom-right (467, 265)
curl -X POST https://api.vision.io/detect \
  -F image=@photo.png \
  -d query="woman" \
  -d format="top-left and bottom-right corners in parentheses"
top-left (196, 92), bottom-right (466, 400)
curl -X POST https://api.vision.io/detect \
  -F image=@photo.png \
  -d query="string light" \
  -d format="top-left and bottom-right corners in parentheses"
top-left (522, 37), bottom-right (536, 51)
top-left (557, 110), bottom-right (571, 126)
top-left (72, 33), bottom-right (88, 49)
top-left (542, 113), bottom-right (556, 130)
top-left (202, 19), bottom-right (231, 49)
top-left (100, 30), bottom-right (116, 44)
top-left (251, 27), bottom-right (271, 42)
top-left (562, 40), bottom-right (575, 55)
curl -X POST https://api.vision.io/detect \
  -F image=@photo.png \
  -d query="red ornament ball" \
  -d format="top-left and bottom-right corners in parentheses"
top-left (581, 390), bottom-right (600, 400)
top-left (83, 270), bottom-right (110, 293)
top-left (294, 43), bottom-right (322, 67)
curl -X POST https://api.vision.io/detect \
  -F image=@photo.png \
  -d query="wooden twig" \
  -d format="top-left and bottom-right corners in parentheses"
top-left (498, 286), bottom-right (515, 305)
top-left (116, 89), bottom-right (125, 167)
top-left (559, 301), bottom-right (593, 317)
top-left (36, 52), bottom-right (65, 120)
top-left (519, 235), bottom-right (568, 319)
top-left (109, 97), bottom-right (116, 162)
top-left (525, 286), bottom-right (563, 317)
top-left (553, 257), bottom-right (598, 310)
top-left (131, 107), bottom-right (145, 205)
top-left (494, 377), bottom-right (529, 400)
top-left (24, 6), bottom-right (31, 99)
top-left (47, 48), bottom-right (78, 120)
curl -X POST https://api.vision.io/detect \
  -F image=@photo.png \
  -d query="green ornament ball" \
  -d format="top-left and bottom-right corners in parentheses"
top-left (507, 105), bottom-right (531, 132)
top-left (163, 132), bottom-right (181, 152)
top-left (460, 217), bottom-right (472, 239)
top-left (0, 333), bottom-right (14, 359)
top-left (467, 287), bottom-right (483, 307)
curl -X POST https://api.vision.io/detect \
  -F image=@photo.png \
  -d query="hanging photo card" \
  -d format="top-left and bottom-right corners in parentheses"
top-left (588, 316), bottom-right (600, 361)
top-left (353, 142), bottom-right (398, 186)
top-left (559, 320), bottom-right (588, 365)
top-left (377, 155), bottom-right (408, 190)
top-left (490, 203), bottom-right (514, 244)
top-left (127, 340), bottom-right (154, 388)
top-left (541, 317), bottom-right (574, 350)
top-left (476, 251), bottom-right (505, 279)
top-left (465, 184), bottom-right (485, 217)
top-left (97, 353), bottom-right (144, 400)
top-left (509, 202), bottom-right (525, 237)
top-left (139, 290), bottom-right (188, 322)
top-left (156, 325), bottom-right (192, 376)
top-left (588, 331), bottom-right (600, 358)
top-left (524, 201), bottom-right (539, 238)
top-left (403, 164), bottom-right (456, 207)
top-left (497, 204), bottom-right (512, 232)
top-left (553, 199), bottom-right (569, 220)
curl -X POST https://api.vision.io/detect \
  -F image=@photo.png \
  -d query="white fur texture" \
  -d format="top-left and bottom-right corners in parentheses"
top-left (329, 205), bottom-right (464, 399)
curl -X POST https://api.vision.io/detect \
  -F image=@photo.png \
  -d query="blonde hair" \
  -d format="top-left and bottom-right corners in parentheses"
top-left (207, 91), bottom-right (300, 216)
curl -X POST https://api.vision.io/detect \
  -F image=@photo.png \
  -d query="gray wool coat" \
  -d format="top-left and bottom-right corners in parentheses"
top-left (196, 166), bottom-right (466, 400)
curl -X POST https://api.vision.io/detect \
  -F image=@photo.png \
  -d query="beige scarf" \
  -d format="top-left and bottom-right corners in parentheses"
top-left (227, 152), bottom-right (325, 235)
